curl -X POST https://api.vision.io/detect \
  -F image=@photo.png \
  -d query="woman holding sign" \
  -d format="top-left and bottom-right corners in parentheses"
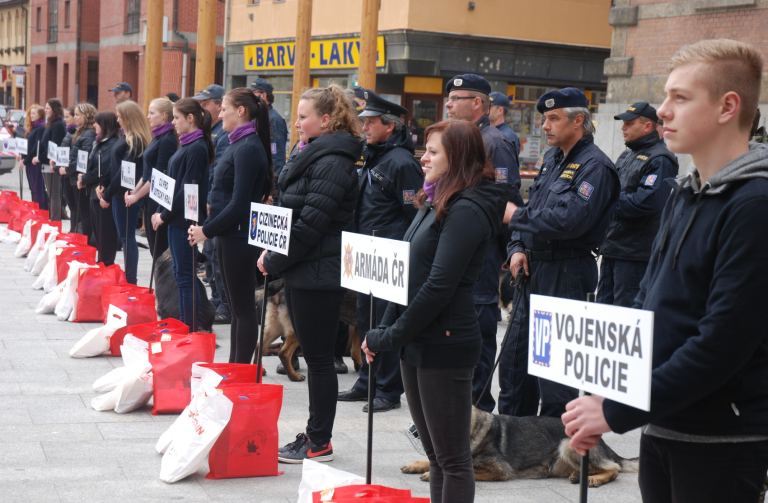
top-left (362, 121), bottom-right (507, 503)
top-left (188, 88), bottom-right (273, 363)
top-left (125, 98), bottom-right (176, 258)
top-left (151, 98), bottom-right (212, 328)
top-left (257, 85), bottom-right (363, 463)
top-left (62, 104), bottom-right (96, 239)
top-left (32, 98), bottom-right (66, 220)
top-left (102, 101), bottom-right (151, 284)
top-left (19, 105), bottom-right (46, 209)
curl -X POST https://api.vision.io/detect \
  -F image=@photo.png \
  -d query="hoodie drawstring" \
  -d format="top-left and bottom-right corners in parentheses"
top-left (657, 173), bottom-right (689, 261)
top-left (672, 184), bottom-right (707, 269)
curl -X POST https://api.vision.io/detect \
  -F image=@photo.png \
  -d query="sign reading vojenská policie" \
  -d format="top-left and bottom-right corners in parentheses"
top-left (340, 231), bottom-right (409, 306)
top-left (527, 295), bottom-right (654, 411)
top-left (248, 203), bottom-right (292, 256)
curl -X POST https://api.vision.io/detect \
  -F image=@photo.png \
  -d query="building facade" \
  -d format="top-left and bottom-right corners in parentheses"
top-left (226, 0), bottom-right (612, 168)
top-left (0, 0), bottom-right (30, 108)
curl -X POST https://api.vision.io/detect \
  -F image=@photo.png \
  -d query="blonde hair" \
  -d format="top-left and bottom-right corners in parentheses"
top-left (300, 84), bottom-right (362, 137)
top-left (669, 39), bottom-right (764, 131)
top-left (24, 104), bottom-right (44, 138)
top-left (116, 100), bottom-right (152, 156)
top-left (150, 97), bottom-right (174, 124)
top-left (73, 102), bottom-right (96, 142)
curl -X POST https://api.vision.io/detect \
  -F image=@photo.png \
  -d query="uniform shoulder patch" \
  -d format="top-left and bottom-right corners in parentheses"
top-left (636, 155), bottom-right (649, 161)
top-left (271, 142), bottom-right (277, 155)
top-left (403, 190), bottom-right (415, 204)
top-left (578, 181), bottom-right (594, 201)
top-left (495, 168), bottom-right (508, 183)
top-left (644, 174), bottom-right (657, 186)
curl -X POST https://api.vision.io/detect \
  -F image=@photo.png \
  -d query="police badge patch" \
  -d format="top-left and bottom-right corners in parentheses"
top-left (403, 190), bottom-right (415, 204)
top-left (644, 174), bottom-right (657, 186)
top-left (495, 168), bottom-right (508, 183)
top-left (249, 210), bottom-right (258, 240)
top-left (578, 182), bottom-right (594, 201)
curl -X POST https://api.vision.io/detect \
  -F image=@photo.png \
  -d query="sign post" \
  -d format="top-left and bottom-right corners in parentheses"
top-left (340, 230), bottom-right (410, 484)
top-left (185, 183), bottom-right (199, 332)
top-left (149, 168), bottom-right (175, 293)
top-left (120, 161), bottom-right (137, 272)
top-left (527, 294), bottom-right (653, 500)
top-left (248, 202), bottom-right (293, 383)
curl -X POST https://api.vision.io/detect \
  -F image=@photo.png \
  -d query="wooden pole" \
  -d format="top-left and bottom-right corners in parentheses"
top-left (143, 0), bottom-right (164, 113)
top-left (195, 0), bottom-right (218, 94)
top-left (358, 0), bottom-right (379, 91)
top-left (290, 0), bottom-right (313, 146)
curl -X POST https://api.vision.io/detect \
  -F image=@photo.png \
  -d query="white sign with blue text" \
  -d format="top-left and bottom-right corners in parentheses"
top-left (248, 202), bottom-right (292, 256)
top-left (527, 294), bottom-right (654, 411)
top-left (149, 168), bottom-right (175, 211)
top-left (340, 231), bottom-right (410, 306)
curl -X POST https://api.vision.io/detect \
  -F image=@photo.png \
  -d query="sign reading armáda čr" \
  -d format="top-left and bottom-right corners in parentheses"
top-left (340, 231), bottom-right (409, 306)
top-left (527, 294), bottom-right (654, 411)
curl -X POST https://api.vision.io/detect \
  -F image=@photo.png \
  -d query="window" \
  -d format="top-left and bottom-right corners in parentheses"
top-left (64, 1), bottom-right (70, 27)
top-left (48, 0), bottom-right (58, 43)
top-left (36, 7), bottom-right (41, 32)
top-left (126, 0), bottom-right (140, 34)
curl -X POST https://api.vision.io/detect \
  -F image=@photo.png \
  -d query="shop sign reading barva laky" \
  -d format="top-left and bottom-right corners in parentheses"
top-left (244, 36), bottom-right (385, 71)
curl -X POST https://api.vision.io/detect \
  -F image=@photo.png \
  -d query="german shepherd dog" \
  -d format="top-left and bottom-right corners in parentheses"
top-left (254, 278), bottom-right (362, 381)
top-left (401, 407), bottom-right (638, 487)
top-left (153, 249), bottom-right (216, 332)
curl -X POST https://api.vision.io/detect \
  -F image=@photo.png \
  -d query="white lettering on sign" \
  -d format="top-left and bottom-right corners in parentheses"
top-left (149, 168), bottom-right (176, 211)
top-left (527, 294), bottom-right (654, 411)
top-left (248, 202), bottom-right (292, 256)
top-left (340, 231), bottom-right (410, 306)
top-left (184, 184), bottom-right (198, 223)
top-left (121, 161), bottom-right (136, 190)
top-left (77, 150), bottom-right (88, 173)
top-left (56, 147), bottom-right (70, 167)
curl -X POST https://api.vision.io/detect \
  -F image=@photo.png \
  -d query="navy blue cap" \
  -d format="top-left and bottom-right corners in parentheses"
top-left (536, 88), bottom-right (590, 114)
top-left (109, 82), bottom-right (132, 93)
top-left (249, 78), bottom-right (273, 93)
top-left (358, 90), bottom-right (408, 117)
top-left (445, 74), bottom-right (492, 96)
top-left (489, 92), bottom-right (511, 108)
top-left (350, 86), bottom-right (370, 101)
top-left (193, 84), bottom-right (225, 101)
top-left (164, 92), bottom-right (180, 103)
top-left (614, 102), bottom-right (658, 122)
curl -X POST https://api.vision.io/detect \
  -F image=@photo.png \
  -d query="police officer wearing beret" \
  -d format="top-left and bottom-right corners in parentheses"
top-left (489, 92), bottom-right (520, 157)
top-left (499, 87), bottom-right (619, 418)
top-left (337, 91), bottom-right (423, 412)
top-left (445, 74), bottom-right (523, 412)
top-left (598, 102), bottom-right (677, 307)
top-left (251, 78), bottom-right (289, 198)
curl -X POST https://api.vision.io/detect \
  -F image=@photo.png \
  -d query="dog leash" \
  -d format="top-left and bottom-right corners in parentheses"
top-left (474, 266), bottom-right (526, 408)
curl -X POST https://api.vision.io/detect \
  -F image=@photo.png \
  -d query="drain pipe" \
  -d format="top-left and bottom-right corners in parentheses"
top-left (222, 0), bottom-right (231, 88)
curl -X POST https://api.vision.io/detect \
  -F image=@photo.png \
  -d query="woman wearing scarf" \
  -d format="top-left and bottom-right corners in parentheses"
top-left (32, 99), bottom-right (66, 219)
top-left (18, 105), bottom-right (46, 208)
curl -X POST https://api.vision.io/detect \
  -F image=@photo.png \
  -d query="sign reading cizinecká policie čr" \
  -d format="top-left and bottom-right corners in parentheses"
top-left (340, 231), bottom-right (409, 306)
top-left (527, 295), bottom-right (654, 411)
top-left (248, 203), bottom-right (292, 256)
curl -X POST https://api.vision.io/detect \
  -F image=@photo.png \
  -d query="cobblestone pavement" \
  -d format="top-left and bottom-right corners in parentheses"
top-left (0, 166), bottom-right (642, 502)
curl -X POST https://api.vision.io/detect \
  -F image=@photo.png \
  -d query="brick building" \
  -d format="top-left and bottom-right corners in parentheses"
top-left (594, 0), bottom-right (768, 166)
top-left (30, 0), bottom-right (225, 110)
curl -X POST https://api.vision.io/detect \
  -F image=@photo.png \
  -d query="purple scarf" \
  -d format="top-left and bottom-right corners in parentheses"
top-left (423, 180), bottom-right (440, 203)
top-left (228, 122), bottom-right (255, 144)
top-left (152, 122), bottom-right (174, 137)
top-left (66, 124), bottom-right (77, 134)
top-left (32, 119), bottom-right (45, 128)
top-left (179, 129), bottom-right (204, 146)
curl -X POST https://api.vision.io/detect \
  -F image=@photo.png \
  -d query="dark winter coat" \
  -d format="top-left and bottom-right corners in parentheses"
top-left (38, 118), bottom-right (66, 165)
top-left (103, 136), bottom-right (145, 202)
top-left (142, 129), bottom-right (178, 214)
top-left (159, 137), bottom-right (210, 228)
top-left (81, 136), bottom-right (118, 200)
top-left (65, 129), bottom-right (96, 186)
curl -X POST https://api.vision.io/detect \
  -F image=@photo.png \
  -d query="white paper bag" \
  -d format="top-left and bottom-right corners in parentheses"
top-left (69, 305), bottom-right (127, 358)
top-left (0, 226), bottom-right (21, 244)
top-left (35, 281), bottom-right (66, 314)
top-left (297, 460), bottom-right (365, 503)
top-left (92, 335), bottom-right (150, 392)
top-left (31, 231), bottom-right (60, 276)
top-left (24, 224), bottom-right (51, 271)
top-left (13, 219), bottom-right (32, 257)
top-left (114, 367), bottom-right (153, 414)
top-left (55, 261), bottom-right (98, 321)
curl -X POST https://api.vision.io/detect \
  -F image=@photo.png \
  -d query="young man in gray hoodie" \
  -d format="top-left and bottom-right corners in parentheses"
top-left (563, 38), bottom-right (768, 502)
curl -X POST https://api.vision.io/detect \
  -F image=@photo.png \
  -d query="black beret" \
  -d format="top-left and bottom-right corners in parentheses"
top-left (614, 102), bottom-right (659, 122)
top-left (536, 87), bottom-right (590, 114)
top-left (445, 74), bottom-right (492, 96)
top-left (358, 90), bottom-right (408, 117)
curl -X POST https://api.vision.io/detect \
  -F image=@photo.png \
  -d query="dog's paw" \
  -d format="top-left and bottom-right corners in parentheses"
top-left (569, 471), bottom-right (579, 484)
top-left (401, 460), bottom-right (430, 474)
top-left (419, 472), bottom-right (430, 482)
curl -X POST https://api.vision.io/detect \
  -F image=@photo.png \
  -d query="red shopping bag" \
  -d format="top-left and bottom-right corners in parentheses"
top-left (56, 233), bottom-right (88, 246)
top-left (109, 318), bottom-right (189, 356)
top-left (312, 486), bottom-right (427, 503)
top-left (101, 284), bottom-right (151, 320)
top-left (18, 209), bottom-right (49, 238)
top-left (0, 191), bottom-right (19, 222)
top-left (102, 292), bottom-right (157, 327)
top-left (9, 200), bottom-right (39, 231)
top-left (56, 245), bottom-right (98, 282)
top-left (206, 383), bottom-right (284, 479)
top-left (197, 363), bottom-right (259, 385)
top-left (149, 333), bottom-right (216, 414)
top-left (73, 265), bottom-right (127, 322)
top-left (30, 220), bottom-right (62, 244)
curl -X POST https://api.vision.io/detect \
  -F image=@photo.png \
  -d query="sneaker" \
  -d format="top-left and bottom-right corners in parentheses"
top-left (278, 432), bottom-right (309, 454)
top-left (278, 434), bottom-right (333, 463)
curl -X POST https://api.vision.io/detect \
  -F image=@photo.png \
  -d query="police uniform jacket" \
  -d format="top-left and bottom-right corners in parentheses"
top-left (269, 105), bottom-right (288, 180)
top-left (602, 132), bottom-right (678, 262)
top-left (355, 126), bottom-right (423, 240)
top-left (64, 129), bottom-right (95, 186)
top-left (496, 121), bottom-right (520, 159)
top-left (81, 135), bottom-right (117, 200)
top-left (263, 131), bottom-right (363, 290)
top-left (508, 135), bottom-right (619, 259)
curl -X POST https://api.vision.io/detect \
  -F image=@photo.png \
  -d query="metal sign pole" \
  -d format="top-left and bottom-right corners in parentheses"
top-left (256, 274), bottom-right (269, 384)
top-left (365, 229), bottom-right (378, 485)
top-left (579, 292), bottom-right (597, 503)
top-left (191, 219), bottom-right (198, 333)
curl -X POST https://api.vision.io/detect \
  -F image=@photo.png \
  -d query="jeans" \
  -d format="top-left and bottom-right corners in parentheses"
top-left (639, 433), bottom-right (768, 503)
top-left (596, 257), bottom-right (648, 307)
top-left (167, 224), bottom-right (200, 329)
top-left (217, 237), bottom-right (259, 363)
top-left (472, 303), bottom-right (499, 412)
top-left (402, 362), bottom-right (475, 503)
top-left (284, 283), bottom-right (345, 446)
top-left (112, 196), bottom-right (142, 284)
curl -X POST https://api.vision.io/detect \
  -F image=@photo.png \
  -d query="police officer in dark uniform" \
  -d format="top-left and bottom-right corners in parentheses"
top-left (598, 102), bottom-right (678, 307)
top-left (337, 91), bottom-right (424, 412)
top-left (499, 88), bottom-right (619, 418)
top-left (350, 86), bottom-right (369, 112)
top-left (445, 74), bottom-right (523, 412)
top-left (489, 92), bottom-right (520, 158)
top-left (250, 78), bottom-right (289, 200)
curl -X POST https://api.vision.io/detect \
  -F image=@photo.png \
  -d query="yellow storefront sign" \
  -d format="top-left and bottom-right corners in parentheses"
top-left (244, 36), bottom-right (385, 71)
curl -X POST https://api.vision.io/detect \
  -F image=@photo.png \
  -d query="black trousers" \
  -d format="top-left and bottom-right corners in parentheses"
top-left (145, 199), bottom-right (168, 259)
top-left (402, 362), bottom-right (475, 503)
top-left (284, 282), bottom-right (344, 446)
top-left (90, 198), bottom-right (118, 267)
top-left (639, 433), bottom-right (768, 503)
top-left (472, 303), bottom-right (499, 412)
top-left (597, 257), bottom-right (648, 307)
top-left (217, 236), bottom-right (260, 364)
top-left (61, 181), bottom-right (85, 234)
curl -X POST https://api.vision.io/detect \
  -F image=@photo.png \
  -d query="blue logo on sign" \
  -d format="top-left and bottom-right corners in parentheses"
top-left (249, 211), bottom-right (258, 240)
top-left (532, 310), bottom-right (552, 367)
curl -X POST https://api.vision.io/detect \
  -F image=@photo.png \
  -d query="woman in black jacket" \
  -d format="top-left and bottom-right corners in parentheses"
top-left (126, 97), bottom-right (177, 258)
top-left (32, 98), bottom-right (66, 221)
top-left (188, 88), bottom-right (273, 363)
top-left (258, 85), bottom-right (363, 463)
top-left (79, 111), bottom-right (120, 266)
top-left (19, 105), bottom-right (46, 209)
top-left (102, 101), bottom-right (152, 284)
top-left (151, 98), bottom-right (212, 328)
top-left (62, 104), bottom-right (96, 239)
top-left (363, 121), bottom-right (507, 503)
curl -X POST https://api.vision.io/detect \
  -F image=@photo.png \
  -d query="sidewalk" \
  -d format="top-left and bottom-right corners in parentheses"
top-left (0, 167), bottom-right (642, 502)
